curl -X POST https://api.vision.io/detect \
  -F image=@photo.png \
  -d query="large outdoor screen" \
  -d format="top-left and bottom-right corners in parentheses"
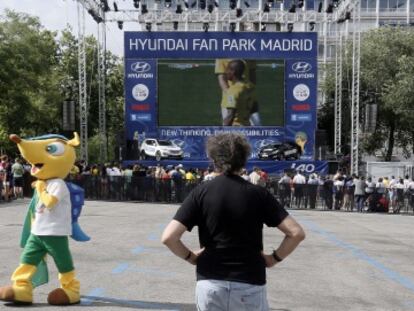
top-left (158, 59), bottom-right (285, 127)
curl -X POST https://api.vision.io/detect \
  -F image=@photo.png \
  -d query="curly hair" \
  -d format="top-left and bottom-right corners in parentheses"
top-left (206, 133), bottom-right (251, 174)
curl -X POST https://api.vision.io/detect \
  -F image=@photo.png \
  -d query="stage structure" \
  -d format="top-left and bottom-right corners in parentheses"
top-left (76, 0), bottom-right (361, 175)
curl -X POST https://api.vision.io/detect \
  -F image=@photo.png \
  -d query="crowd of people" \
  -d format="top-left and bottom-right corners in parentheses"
top-left (1, 155), bottom-right (413, 214)
top-left (0, 155), bottom-right (26, 202)
top-left (65, 162), bottom-right (271, 202)
top-left (276, 169), bottom-right (414, 213)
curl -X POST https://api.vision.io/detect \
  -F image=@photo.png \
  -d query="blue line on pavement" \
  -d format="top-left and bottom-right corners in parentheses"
top-left (147, 233), bottom-right (158, 241)
top-left (112, 262), bottom-right (130, 274)
top-left (81, 287), bottom-right (105, 306)
top-left (132, 246), bottom-right (146, 254)
top-left (300, 218), bottom-right (414, 293)
top-left (132, 246), bottom-right (166, 255)
top-left (131, 267), bottom-right (177, 277)
top-left (81, 294), bottom-right (181, 310)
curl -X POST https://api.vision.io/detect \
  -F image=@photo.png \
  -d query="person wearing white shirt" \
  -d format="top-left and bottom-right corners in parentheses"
top-left (293, 171), bottom-right (306, 208)
top-left (394, 179), bottom-right (406, 213)
top-left (249, 167), bottom-right (262, 185)
top-left (403, 175), bottom-right (410, 189)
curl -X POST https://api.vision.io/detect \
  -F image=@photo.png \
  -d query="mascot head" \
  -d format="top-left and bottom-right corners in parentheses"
top-left (9, 133), bottom-right (80, 180)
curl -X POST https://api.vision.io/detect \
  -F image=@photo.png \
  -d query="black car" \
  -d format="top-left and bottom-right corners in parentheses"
top-left (258, 142), bottom-right (302, 160)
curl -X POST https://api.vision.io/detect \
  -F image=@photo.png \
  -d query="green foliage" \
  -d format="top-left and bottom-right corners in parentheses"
top-left (322, 27), bottom-right (414, 160)
top-left (0, 10), bottom-right (60, 154)
top-left (0, 10), bottom-right (124, 162)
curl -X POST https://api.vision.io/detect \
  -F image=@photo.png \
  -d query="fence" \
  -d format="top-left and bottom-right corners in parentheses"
top-left (17, 175), bottom-right (414, 215)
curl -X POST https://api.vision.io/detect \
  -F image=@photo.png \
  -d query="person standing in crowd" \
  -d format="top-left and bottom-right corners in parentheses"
top-left (342, 176), bottom-right (355, 211)
top-left (388, 175), bottom-right (397, 211)
top-left (365, 177), bottom-right (375, 211)
top-left (354, 175), bottom-right (366, 212)
top-left (203, 167), bottom-right (217, 182)
top-left (292, 170), bottom-right (306, 208)
top-left (307, 174), bottom-right (319, 209)
top-left (1, 155), bottom-right (12, 201)
top-left (249, 167), bottom-right (262, 185)
top-left (11, 157), bottom-right (25, 199)
top-left (403, 175), bottom-right (410, 189)
top-left (407, 177), bottom-right (414, 211)
top-left (240, 168), bottom-right (250, 182)
top-left (278, 172), bottom-right (292, 208)
top-left (322, 176), bottom-right (333, 210)
top-left (161, 133), bottom-right (305, 311)
top-left (393, 178), bottom-right (406, 213)
top-left (333, 176), bottom-right (345, 210)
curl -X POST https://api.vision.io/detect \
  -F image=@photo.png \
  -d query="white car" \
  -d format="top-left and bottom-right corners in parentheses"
top-left (139, 138), bottom-right (183, 161)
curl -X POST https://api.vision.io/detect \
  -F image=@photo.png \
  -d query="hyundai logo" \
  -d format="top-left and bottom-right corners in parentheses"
top-left (131, 62), bottom-right (151, 73)
top-left (292, 62), bottom-right (312, 73)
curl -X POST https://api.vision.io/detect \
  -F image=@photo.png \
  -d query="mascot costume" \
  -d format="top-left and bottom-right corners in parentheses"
top-left (0, 133), bottom-right (89, 305)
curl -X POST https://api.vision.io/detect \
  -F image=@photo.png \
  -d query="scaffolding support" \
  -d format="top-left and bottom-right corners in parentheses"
top-left (350, 0), bottom-right (361, 175)
top-left (97, 15), bottom-right (108, 163)
top-left (75, 0), bottom-right (361, 166)
top-left (77, 0), bottom-right (88, 162)
top-left (334, 29), bottom-right (343, 155)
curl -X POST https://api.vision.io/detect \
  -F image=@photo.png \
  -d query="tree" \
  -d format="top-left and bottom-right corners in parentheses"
top-left (322, 27), bottom-right (414, 161)
top-left (0, 10), bottom-right (125, 162)
top-left (0, 10), bottom-right (60, 154)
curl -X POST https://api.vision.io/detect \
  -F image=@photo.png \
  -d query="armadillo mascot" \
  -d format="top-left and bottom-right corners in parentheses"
top-left (0, 133), bottom-right (89, 306)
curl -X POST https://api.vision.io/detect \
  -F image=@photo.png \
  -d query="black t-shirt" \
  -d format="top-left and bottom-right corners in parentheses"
top-left (174, 174), bottom-right (289, 285)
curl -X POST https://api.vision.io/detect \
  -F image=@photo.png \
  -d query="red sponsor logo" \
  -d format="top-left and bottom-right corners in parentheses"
top-left (131, 104), bottom-right (150, 111)
top-left (292, 103), bottom-right (311, 111)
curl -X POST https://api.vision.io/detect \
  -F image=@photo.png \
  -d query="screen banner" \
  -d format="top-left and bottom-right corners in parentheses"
top-left (158, 126), bottom-right (284, 159)
top-left (285, 58), bottom-right (318, 160)
top-left (124, 31), bottom-right (317, 160)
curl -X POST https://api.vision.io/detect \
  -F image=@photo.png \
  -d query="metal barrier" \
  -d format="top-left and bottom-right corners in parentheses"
top-left (18, 175), bottom-right (414, 215)
top-left (67, 175), bottom-right (199, 203)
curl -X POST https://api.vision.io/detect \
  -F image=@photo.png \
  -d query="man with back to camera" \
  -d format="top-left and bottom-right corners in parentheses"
top-left (161, 133), bottom-right (305, 311)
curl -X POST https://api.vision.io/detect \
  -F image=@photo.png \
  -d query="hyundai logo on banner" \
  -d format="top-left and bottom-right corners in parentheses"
top-left (288, 61), bottom-right (315, 79)
top-left (131, 62), bottom-right (151, 73)
top-left (128, 61), bottom-right (154, 79)
top-left (292, 62), bottom-right (312, 73)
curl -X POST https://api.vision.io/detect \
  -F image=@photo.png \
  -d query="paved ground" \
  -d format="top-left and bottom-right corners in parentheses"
top-left (0, 199), bottom-right (414, 310)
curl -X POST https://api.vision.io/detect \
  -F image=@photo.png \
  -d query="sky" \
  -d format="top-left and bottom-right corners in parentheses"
top-left (0, 0), bottom-right (131, 56)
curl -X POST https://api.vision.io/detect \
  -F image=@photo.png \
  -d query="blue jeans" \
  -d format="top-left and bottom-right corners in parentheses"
top-left (195, 279), bottom-right (269, 311)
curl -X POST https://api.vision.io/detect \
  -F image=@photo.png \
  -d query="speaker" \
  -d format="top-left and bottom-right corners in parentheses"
top-left (315, 129), bottom-right (327, 147)
top-left (62, 100), bottom-right (75, 131)
top-left (114, 130), bottom-right (126, 161)
top-left (328, 161), bottom-right (339, 175)
top-left (126, 139), bottom-right (139, 160)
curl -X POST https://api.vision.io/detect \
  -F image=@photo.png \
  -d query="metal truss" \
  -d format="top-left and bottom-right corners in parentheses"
top-left (76, 0), bottom-right (362, 166)
top-left (77, 0), bottom-right (88, 163)
top-left (77, 0), bottom-right (107, 164)
top-left (350, 1), bottom-right (361, 175)
top-left (97, 18), bottom-right (108, 164)
top-left (334, 28), bottom-right (343, 156)
top-left (104, 9), bottom-right (331, 24)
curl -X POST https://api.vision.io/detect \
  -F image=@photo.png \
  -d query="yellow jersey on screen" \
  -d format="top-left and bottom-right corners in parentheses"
top-left (225, 81), bottom-right (255, 126)
top-left (215, 59), bottom-right (257, 109)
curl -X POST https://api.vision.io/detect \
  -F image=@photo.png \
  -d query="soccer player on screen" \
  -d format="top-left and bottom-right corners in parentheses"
top-left (222, 60), bottom-right (255, 126)
top-left (215, 59), bottom-right (262, 126)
